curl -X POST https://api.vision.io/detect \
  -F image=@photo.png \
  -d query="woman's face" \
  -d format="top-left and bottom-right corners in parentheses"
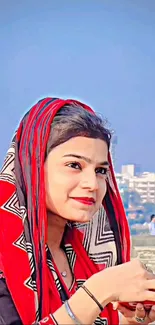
top-left (44, 136), bottom-right (109, 223)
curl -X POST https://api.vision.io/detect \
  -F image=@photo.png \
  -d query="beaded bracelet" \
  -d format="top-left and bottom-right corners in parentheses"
top-left (64, 300), bottom-right (82, 325)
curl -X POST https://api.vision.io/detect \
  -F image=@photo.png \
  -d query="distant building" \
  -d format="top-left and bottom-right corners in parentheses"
top-left (121, 164), bottom-right (141, 178)
top-left (130, 172), bottom-right (155, 203)
top-left (122, 164), bottom-right (135, 178)
top-left (116, 165), bottom-right (155, 204)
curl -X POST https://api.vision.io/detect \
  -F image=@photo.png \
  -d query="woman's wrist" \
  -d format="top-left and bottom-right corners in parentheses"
top-left (53, 270), bottom-right (113, 325)
top-left (85, 270), bottom-right (113, 308)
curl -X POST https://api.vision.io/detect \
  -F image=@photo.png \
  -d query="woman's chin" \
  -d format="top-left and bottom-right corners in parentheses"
top-left (69, 213), bottom-right (93, 224)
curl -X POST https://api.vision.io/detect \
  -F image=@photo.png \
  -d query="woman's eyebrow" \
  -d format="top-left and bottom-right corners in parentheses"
top-left (63, 154), bottom-right (109, 166)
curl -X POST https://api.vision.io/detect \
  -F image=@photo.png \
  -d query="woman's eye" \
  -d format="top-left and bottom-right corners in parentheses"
top-left (95, 167), bottom-right (108, 175)
top-left (67, 162), bottom-right (81, 170)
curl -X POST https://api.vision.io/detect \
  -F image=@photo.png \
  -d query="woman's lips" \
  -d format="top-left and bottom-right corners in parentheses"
top-left (71, 197), bottom-right (95, 205)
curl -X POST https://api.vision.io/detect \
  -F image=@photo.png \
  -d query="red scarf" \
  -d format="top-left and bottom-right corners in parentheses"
top-left (0, 98), bottom-right (130, 324)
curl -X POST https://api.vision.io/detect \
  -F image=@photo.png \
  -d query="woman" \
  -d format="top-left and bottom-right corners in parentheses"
top-left (0, 97), bottom-right (155, 325)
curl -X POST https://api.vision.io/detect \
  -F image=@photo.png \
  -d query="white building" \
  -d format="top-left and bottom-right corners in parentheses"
top-left (129, 172), bottom-right (155, 203)
top-left (122, 164), bottom-right (135, 178)
top-left (116, 165), bottom-right (155, 203)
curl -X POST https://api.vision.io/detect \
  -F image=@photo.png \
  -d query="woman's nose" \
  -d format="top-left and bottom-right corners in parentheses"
top-left (81, 171), bottom-right (98, 191)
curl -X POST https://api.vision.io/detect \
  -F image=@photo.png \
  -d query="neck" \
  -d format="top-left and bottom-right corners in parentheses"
top-left (47, 211), bottom-right (67, 252)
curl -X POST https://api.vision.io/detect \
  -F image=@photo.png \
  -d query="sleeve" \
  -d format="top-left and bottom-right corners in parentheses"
top-left (0, 279), bottom-right (58, 325)
top-left (0, 279), bottom-right (22, 325)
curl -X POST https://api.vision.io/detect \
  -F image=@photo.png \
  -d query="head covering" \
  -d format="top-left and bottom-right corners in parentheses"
top-left (0, 98), bottom-right (130, 324)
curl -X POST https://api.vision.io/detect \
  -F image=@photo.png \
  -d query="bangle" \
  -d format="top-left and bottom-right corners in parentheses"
top-left (81, 284), bottom-right (103, 312)
top-left (64, 300), bottom-right (82, 325)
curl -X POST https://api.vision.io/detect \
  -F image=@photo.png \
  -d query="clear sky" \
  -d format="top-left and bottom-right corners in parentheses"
top-left (0, 0), bottom-right (155, 172)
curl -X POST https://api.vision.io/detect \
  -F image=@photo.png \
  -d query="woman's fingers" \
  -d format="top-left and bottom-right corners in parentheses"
top-left (115, 303), bottom-right (135, 318)
top-left (135, 304), bottom-right (146, 320)
top-left (148, 305), bottom-right (155, 322)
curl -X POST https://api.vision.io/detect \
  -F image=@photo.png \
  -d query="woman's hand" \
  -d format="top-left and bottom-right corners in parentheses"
top-left (113, 302), bottom-right (155, 324)
top-left (100, 259), bottom-right (155, 304)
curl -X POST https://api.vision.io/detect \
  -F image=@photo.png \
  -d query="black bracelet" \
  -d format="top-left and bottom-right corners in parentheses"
top-left (81, 285), bottom-right (103, 312)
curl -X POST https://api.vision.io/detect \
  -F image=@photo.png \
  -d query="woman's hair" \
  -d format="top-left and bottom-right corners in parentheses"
top-left (46, 103), bottom-right (111, 155)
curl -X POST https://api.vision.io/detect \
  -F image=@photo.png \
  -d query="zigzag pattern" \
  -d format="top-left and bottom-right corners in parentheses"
top-left (13, 237), bottom-right (37, 292)
top-left (82, 221), bottom-right (93, 253)
top-left (65, 244), bottom-right (76, 270)
top-left (24, 276), bottom-right (37, 292)
top-left (0, 139), bottom-right (39, 319)
top-left (26, 242), bottom-right (35, 274)
top-left (35, 309), bottom-right (40, 323)
top-left (82, 207), bottom-right (117, 267)
top-left (47, 258), bottom-right (62, 291)
top-left (1, 191), bottom-right (26, 219)
top-left (0, 145), bottom-right (16, 185)
top-left (76, 279), bottom-right (85, 288)
top-left (95, 209), bottom-right (114, 246)
top-left (13, 233), bottom-right (27, 252)
top-left (89, 251), bottom-right (113, 267)
top-left (95, 317), bottom-right (108, 325)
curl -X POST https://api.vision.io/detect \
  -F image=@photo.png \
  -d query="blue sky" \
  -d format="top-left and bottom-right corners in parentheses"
top-left (0, 0), bottom-right (155, 172)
